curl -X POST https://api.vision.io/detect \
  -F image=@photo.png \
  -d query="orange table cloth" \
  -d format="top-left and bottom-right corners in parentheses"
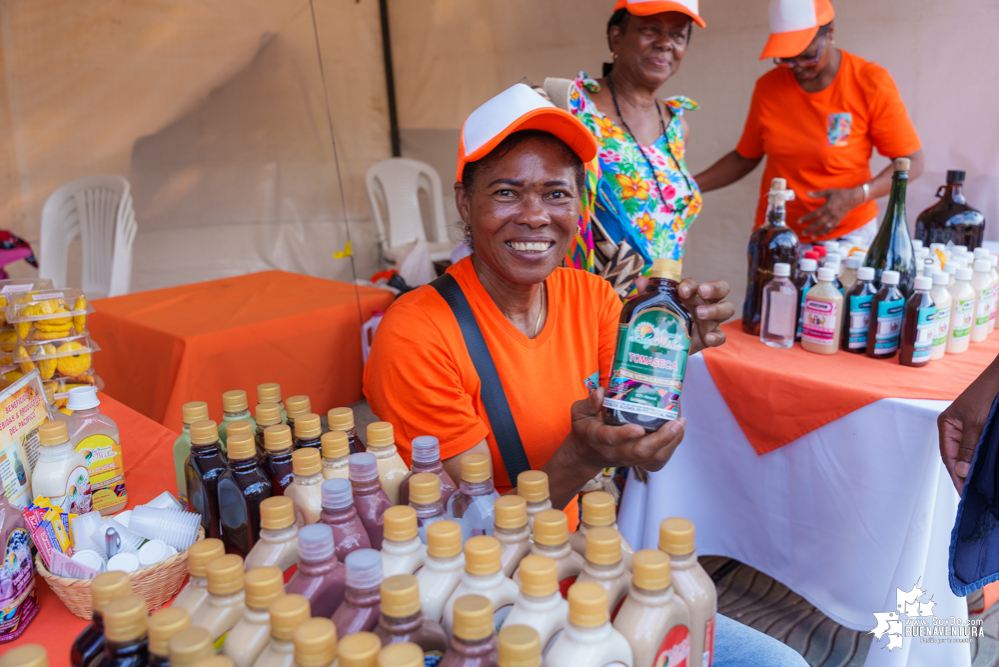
top-left (703, 320), bottom-right (999, 455)
top-left (89, 271), bottom-right (394, 432)
top-left (7, 395), bottom-right (179, 664)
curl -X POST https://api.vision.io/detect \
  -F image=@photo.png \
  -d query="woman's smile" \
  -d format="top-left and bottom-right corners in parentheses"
top-left (506, 239), bottom-right (556, 255)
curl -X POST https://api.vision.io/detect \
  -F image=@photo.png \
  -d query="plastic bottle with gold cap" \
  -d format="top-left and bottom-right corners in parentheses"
top-left (503, 555), bottom-right (568, 652)
top-left (284, 448), bottom-right (324, 527)
top-left (397, 435), bottom-right (457, 507)
top-left (544, 582), bottom-right (633, 667)
top-left (174, 538), bottom-right (225, 616)
top-left (603, 257), bottom-right (692, 433)
top-left (658, 518), bottom-right (716, 667)
top-left (331, 548), bottom-right (385, 636)
top-left (174, 401), bottom-right (210, 503)
top-left (184, 420), bottom-right (228, 539)
top-left (245, 496), bottom-right (300, 572)
top-left (285, 524), bottom-right (347, 618)
top-left (0, 646), bottom-right (48, 667)
top-left (516, 471), bottom-right (552, 529)
top-left (406, 472), bottom-right (447, 543)
top-left (91, 593), bottom-right (149, 667)
top-left (71, 571), bottom-right (132, 667)
top-left (445, 452), bottom-right (500, 541)
top-left (575, 526), bottom-right (631, 616)
top-left (319, 477), bottom-right (372, 560)
top-left (376, 642), bottom-right (423, 667)
top-left (493, 496), bottom-right (531, 577)
top-left (349, 452), bottom-right (394, 550)
top-left (569, 491), bottom-right (635, 571)
top-left (147, 606), bottom-right (191, 667)
top-left (612, 549), bottom-right (691, 667)
top-left (220, 390), bottom-right (256, 448)
top-left (169, 627), bottom-right (214, 667)
top-left (519, 509), bottom-right (584, 596)
top-left (263, 425), bottom-right (296, 495)
top-left (65, 386), bottom-right (126, 515)
top-left (193, 657), bottom-right (235, 667)
top-left (293, 413), bottom-right (322, 451)
top-left (32, 420), bottom-right (91, 513)
top-left (415, 520), bottom-right (465, 623)
top-left (381, 506), bottom-right (427, 577)
top-left (218, 432), bottom-right (274, 557)
top-left (284, 396), bottom-right (312, 434)
top-left (373, 574), bottom-right (447, 660)
top-left (222, 567), bottom-right (287, 667)
top-left (319, 430), bottom-right (351, 481)
top-left (336, 631), bottom-right (380, 667)
top-left (327, 407), bottom-right (365, 454)
top-left (364, 422), bottom-right (409, 505)
top-left (252, 594), bottom-right (311, 667)
top-left (191, 554), bottom-right (248, 649)
top-left (442, 535), bottom-right (518, 634)
top-left (292, 618), bottom-right (338, 667)
top-left (257, 383), bottom-right (287, 422)
top-left (498, 625), bottom-right (542, 667)
top-left (256, 403), bottom-right (285, 458)
top-left (440, 595), bottom-right (498, 666)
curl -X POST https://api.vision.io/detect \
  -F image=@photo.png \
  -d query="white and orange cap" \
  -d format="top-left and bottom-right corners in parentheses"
top-left (613, 0), bottom-right (706, 28)
top-left (760, 0), bottom-right (834, 60)
top-left (456, 83), bottom-right (599, 182)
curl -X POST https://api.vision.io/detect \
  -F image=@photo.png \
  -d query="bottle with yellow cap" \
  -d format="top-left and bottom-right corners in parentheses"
top-left (284, 396), bottom-right (312, 434)
top-left (175, 401), bottom-right (210, 503)
top-left (331, 548), bottom-right (385, 636)
top-left (504, 555), bottom-right (568, 653)
top-left (245, 497), bottom-right (300, 572)
top-left (263, 425), bottom-right (296, 495)
top-left (65, 386), bottom-right (126, 515)
top-left (223, 567), bottom-right (287, 667)
top-left (218, 432), bottom-right (274, 557)
top-left (493, 496), bottom-right (531, 577)
top-left (349, 452), bottom-right (393, 550)
top-left (381, 505), bottom-right (427, 577)
top-left (603, 257), bottom-right (692, 432)
top-left (320, 430), bottom-right (351, 481)
top-left (169, 627), bottom-right (214, 667)
top-left (252, 594), bottom-right (311, 667)
top-left (174, 538), bottom-right (225, 616)
top-left (90, 593), bottom-right (149, 667)
top-left (544, 582), bottom-right (632, 667)
top-left (184, 420), bottom-right (228, 539)
top-left (336, 631), bottom-right (380, 667)
top-left (518, 509), bottom-right (584, 597)
top-left (319, 477), bottom-right (372, 560)
top-left (575, 527), bottom-right (630, 614)
top-left (406, 472), bottom-right (447, 543)
top-left (220, 390), bottom-right (256, 448)
top-left (569, 491), bottom-right (634, 571)
top-left (516, 471), bottom-right (551, 530)
top-left (284, 448), bottom-right (324, 527)
top-left (498, 625), bottom-right (542, 667)
top-left (32, 420), bottom-right (91, 513)
top-left (376, 642), bottom-right (424, 667)
top-left (71, 571), bottom-right (132, 667)
top-left (397, 436), bottom-right (457, 507)
top-left (292, 618), bottom-right (338, 667)
top-left (415, 520), bottom-right (465, 623)
top-left (0, 646), bottom-right (48, 667)
top-left (364, 422), bottom-right (409, 505)
top-left (193, 657), bottom-right (235, 667)
top-left (373, 574), bottom-right (448, 660)
top-left (612, 549), bottom-right (690, 667)
top-left (147, 606), bottom-right (191, 667)
top-left (327, 407), bottom-right (365, 454)
top-left (191, 554), bottom-right (248, 649)
top-left (286, 524), bottom-right (348, 617)
top-left (442, 536), bottom-right (518, 634)
top-left (256, 403), bottom-right (285, 459)
top-left (257, 383), bottom-right (287, 423)
top-left (293, 414), bottom-right (322, 451)
top-left (658, 518), bottom-right (715, 667)
top-left (440, 594), bottom-right (498, 666)
top-left (446, 452), bottom-right (500, 541)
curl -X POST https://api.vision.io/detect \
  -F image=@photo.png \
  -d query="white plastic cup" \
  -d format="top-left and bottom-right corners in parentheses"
top-left (128, 506), bottom-right (200, 551)
top-left (91, 519), bottom-right (143, 557)
top-left (107, 553), bottom-right (140, 573)
top-left (71, 511), bottom-right (104, 553)
top-left (137, 539), bottom-right (173, 567)
top-left (71, 549), bottom-right (106, 573)
top-left (143, 491), bottom-right (185, 512)
top-left (114, 510), bottom-right (132, 529)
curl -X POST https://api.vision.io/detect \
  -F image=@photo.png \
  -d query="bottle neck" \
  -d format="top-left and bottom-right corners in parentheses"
top-left (648, 276), bottom-right (680, 294)
top-left (224, 410), bottom-right (250, 420)
top-left (260, 524), bottom-right (297, 540)
top-left (322, 504), bottom-right (357, 520)
top-left (947, 182), bottom-right (967, 204)
top-left (103, 635), bottom-right (148, 658)
top-left (379, 610), bottom-right (423, 634)
top-left (765, 196), bottom-right (787, 227)
top-left (192, 441), bottom-right (222, 456)
top-left (411, 459), bottom-right (442, 474)
top-left (73, 407), bottom-right (101, 418)
top-left (412, 499), bottom-right (445, 518)
top-left (299, 553), bottom-right (339, 574)
top-left (493, 524), bottom-right (530, 541)
top-left (874, 170), bottom-right (909, 250)
top-left (345, 584), bottom-right (381, 606)
top-left (266, 446), bottom-right (293, 460)
top-left (448, 633), bottom-right (496, 657)
top-left (323, 455), bottom-right (349, 468)
top-left (229, 456), bottom-right (261, 472)
top-left (459, 479), bottom-right (496, 496)
top-left (292, 472), bottom-right (323, 487)
top-left (367, 443), bottom-right (398, 459)
top-left (351, 477), bottom-right (382, 494)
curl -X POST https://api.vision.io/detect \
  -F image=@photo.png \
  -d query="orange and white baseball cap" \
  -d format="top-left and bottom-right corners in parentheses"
top-left (760, 0), bottom-right (834, 60)
top-left (613, 0), bottom-right (706, 28)
top-left (456, 84), bottom-right (599, 182)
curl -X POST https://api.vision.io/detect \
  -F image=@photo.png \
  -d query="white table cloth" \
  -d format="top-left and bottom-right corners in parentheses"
top-left (618, 352), bottom-right (969, 667)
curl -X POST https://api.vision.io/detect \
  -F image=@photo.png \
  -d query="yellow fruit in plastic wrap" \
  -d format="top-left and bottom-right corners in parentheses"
top-left (34, 300), bottom-right (56, 316)
top-left (35, 330), bottom-right (71, 341)
top-left (55, 341), bottom-right (91, 378)
top-left (1, 370), bottom-right (22, 383)
top-left (37, 344), bottom-right (57, 380)
top-left (16, 346), bottom-right (34, 374)
top-left (73, 297), bottom-right (87, 334)
top-left (0, 330), bottom-right (16, 352)
top-left (0, 356), bottom-right (11, 365)
top-left (35, 319), bottom-right (71, 330)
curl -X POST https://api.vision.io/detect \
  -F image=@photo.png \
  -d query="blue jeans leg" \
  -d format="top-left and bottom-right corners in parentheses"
top-left (711, 613), bottom-right (809, 667)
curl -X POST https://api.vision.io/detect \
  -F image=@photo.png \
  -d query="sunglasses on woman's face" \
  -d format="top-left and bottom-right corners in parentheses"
top-left (773, 35), bottom-right (825, 68)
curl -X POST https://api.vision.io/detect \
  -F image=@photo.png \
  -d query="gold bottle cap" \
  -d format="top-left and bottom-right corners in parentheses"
top-left (383, 505), bottom-right (417, 542)
top-left (182, 401), bottom-right (209, 425)
top-left (0, 646), bottom-right (47, 667)
top-left (257, 382), bottom-right (282, 404)
top-left (264, 424), bottom-right (293, 451)
top-left (464, 535), bottom-right (501, 575)
top-left (516, 554), bottom-right (558, 597)
top-left (337, 631), bottom-right (381, 667)
top-left (321, 430), bottom-right (350, 459)
top-left (186, 538), bottom-right (225, 577)
top-left (226, 420), bottom-right (254, 441)
top-left (426, 520), bottom-right (462, 558)
top-left (452, 594), bottom-right (494, 641)
top-left (255, 402), bottom-right (283, 427)
top-left (658, 517), bottom-right (695, 556)
top-left (285, 395), bottom-right (312, 419)
top-left (294, 413), bottom-right (322, 439)
top-left (532, 509), bottom-right (569, 546)
top-left (894, 157), bottom-right (911, 172)
top-left (494, 495), bottom-right (527, 530)
top-left (498, 625), bottom-right (542, 667)
top-left (147, 606), bottom-right (191, 658)
top-left (366, 421), bottom-right (394, 448)
top-left (460, 453), bottom-right (491, 483)
top-left (90, 570), bottom-right (132, 613)
top-left (292, 448), bottom-right (322, 476)
top-left (102, 594), bottom-right (148, 643)
top-left (567, 581), bottom-right (608, 627)
top-left (168, 627), bottom-right (213, 666)
top-left (585, 526), bottom-right (622, 566)
top-left (581, 491), bottom-right (616, 527)
top-left (189, 420), bottom-right (220, 446)
top-left (269, 594), bottom-right (311, 641)
top-left (380, 574), bottom-right (421, 618)
top-left (226, 432), bottom-right (257, 460)
top-left (408, 472), bottom-right (440, 505)
top-left (377, 642), bottom-right (423, 667)
top-left (632, 549), bottom-right (671, 591)
top-left (206, 554), bottom-right (245, 595)
top-left (38, 421), bottom-right (69, 447)
top-left (649, 258), bottom-right (682, 281)
top-left (516, 471), bottom-right (549, 503)
top-left (222, 390), bottom-right (249, 413)
top-left (244, 566), bottom-right (285, 609)
top-left (260, 496), bottom-right (295, 530)
top-left (191, 657), bottom-right (233, 667)
top-left (328, 407), bottom-right (355, 431)
top-left (294, 617), bottom-right (339, 667)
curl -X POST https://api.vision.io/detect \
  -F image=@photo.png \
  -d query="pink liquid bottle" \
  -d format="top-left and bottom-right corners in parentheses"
top-left (349, 453), bottom-right (393, 550)
top-left (398, 436), bottom-right (457, 507)
top-left (284, 523), bottom-right (347, 618)
top-left (331, 548), bottom-right (384, 637)
top-left (319, 477), bottom-right (372, 562)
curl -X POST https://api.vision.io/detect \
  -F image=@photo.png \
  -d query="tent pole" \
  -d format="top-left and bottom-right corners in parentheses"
top-left (378, 0), bottom-right (401, 157)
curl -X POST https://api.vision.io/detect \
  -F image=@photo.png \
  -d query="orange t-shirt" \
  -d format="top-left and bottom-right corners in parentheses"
top-left (736, 50), bottom-right (921, 240)
top-left (363, 257), bottom-right (622, 526)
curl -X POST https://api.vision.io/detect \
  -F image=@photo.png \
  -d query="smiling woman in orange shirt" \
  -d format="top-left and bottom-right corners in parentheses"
top-left (695, 0), bottom-right (923, 244)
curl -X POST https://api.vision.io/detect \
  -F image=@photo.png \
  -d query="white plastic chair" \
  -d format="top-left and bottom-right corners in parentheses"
top-left (365, 158), bottom-right (454, 263)
top-left (38, 175), bottom-right (137, 298)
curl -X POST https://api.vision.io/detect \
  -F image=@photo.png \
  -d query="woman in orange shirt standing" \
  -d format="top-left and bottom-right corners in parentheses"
top-left (695, 0), bottom-right (924, 245)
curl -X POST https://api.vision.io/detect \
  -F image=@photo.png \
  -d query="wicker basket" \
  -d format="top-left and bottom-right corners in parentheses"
top-left (35, 527), bottom-right (206, 620)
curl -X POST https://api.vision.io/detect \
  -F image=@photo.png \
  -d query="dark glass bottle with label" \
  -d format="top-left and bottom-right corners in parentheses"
top-left (915, 170), bottom-right (985, 250)
top-left (217, 432), bottom-right (274, 557)
top-left (743, 178), bottom-right (799, 334)
top-left (184, 420), bottom-right (228, 539)
top-left (604, 258), bottom-right (692, 433)
top-left (842, 267), bottom-right (878, 354)
top-left (262, 424), bottom-right (296, 495)
top-left (899, 276), bottom-right (936, 367)
top-left (89, 594), bottom-right (149, 667)
top-left (71, 571), bottom-right (131, 667)
top-left (865, 159), bottom-right (915, 297)
top-left (794, 258), bottom-right (819, 342)
top-left (866, 270), bottom-right (905, 360)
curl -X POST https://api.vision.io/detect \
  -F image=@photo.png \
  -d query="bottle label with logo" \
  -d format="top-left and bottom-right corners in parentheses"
top-left (604, 308), bottom-right (690, 422)
top-left (847, 294), bottom-right (873, 349)
top-left (873, 298), bottom-right (904, 353)
top-left (801, 298), bottom-right (839, 346)
top-left (52, 465), bottom-right (92, 515)
top-left (704, 616), bottom-right (716, 666)
top-left (0, 528), bottom-right (38, 642)
top-left (990, 285), bottom-right (999, 323)
top-left (976, 288), bottom-right (992, 330)
top-left (952, 298), bottom-right (975, 339)
top-left (75, 434), bottom-right (126, 512)
top-left (423, 650), bottom-right (445, 667)
top-left (932, 306), bottom-right (950, 349)
top-left (912, 306), bottom-right (936, 362)
top-left (654, 624), bottom-right (690, 667)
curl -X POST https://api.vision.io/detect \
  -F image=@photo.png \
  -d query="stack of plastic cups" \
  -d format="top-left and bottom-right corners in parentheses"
top-left (129, 506), bottom-right (201, 551)
top-left (92, 518), bottom-right (144, 557)
top-left (144, 491), bottom-right (185, 512)
top-left (72, 511), bottom-right (105, 554)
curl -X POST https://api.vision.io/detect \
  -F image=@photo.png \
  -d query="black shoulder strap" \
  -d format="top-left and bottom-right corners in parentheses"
top-left (430, 273), bottom-right (532, 482)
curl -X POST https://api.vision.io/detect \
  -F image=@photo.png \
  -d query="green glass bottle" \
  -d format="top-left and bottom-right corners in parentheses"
top-left (864, 158), bottom-right (915, 297)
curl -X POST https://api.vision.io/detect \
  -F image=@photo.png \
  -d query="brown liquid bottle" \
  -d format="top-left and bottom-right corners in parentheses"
top-left (319, 477), bottom-right (372, 560)
top-left (293, 618), bottom-right (338, 667)
top-left (336, 632), bottom-right (380, 667)
top-left (293, 414), bottom-right (322, 451)
top-left (255, 404), bottom-right (284, 459)
top-left (90, 594), bottom-right (149, 667)
top-left (71, 571), bottom-right (132, 667)
top-left (256, 383), bottom-right (286, 423)
top-left (915, 170), bottom-right (986, 249)
top-left (284, 396), bottom-right (312, 435)
top-left (185, 420), bottom-right (229, 539)
top-left (374, 574), bottom-right (448, 661)
top-left (219, 432), bottom-right (274, 557)
top-left (439, 595), bottom-right (499, 667)
top-left (350, 453), bottom-right (394, 550)
top-left (327, 408), bottom-right (366, 454)
top-left (899, 275), bottom-right (936, 367)
top-left (147, 606), bottom-right (191, 667)
top-left (865, 270), bottom-right (905, 360)
top-left (285, 523), bottom-right (348, 618)
top-left (263, 425), bottom-right (296, 495)
top-left (743, 178), bottom-right (799, 334)
top-left (332, 548), bottom-right (385, 637)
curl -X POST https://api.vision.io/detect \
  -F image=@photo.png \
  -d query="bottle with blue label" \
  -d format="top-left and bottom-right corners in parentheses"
top-left (794, 258), bottom-right (819, 341)
top-left (841, 267), bottom-right (877, 354)
top-left (866, 270), bottom-right (905, 359)
top-left (899, 275), bottom-right (936, 367)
